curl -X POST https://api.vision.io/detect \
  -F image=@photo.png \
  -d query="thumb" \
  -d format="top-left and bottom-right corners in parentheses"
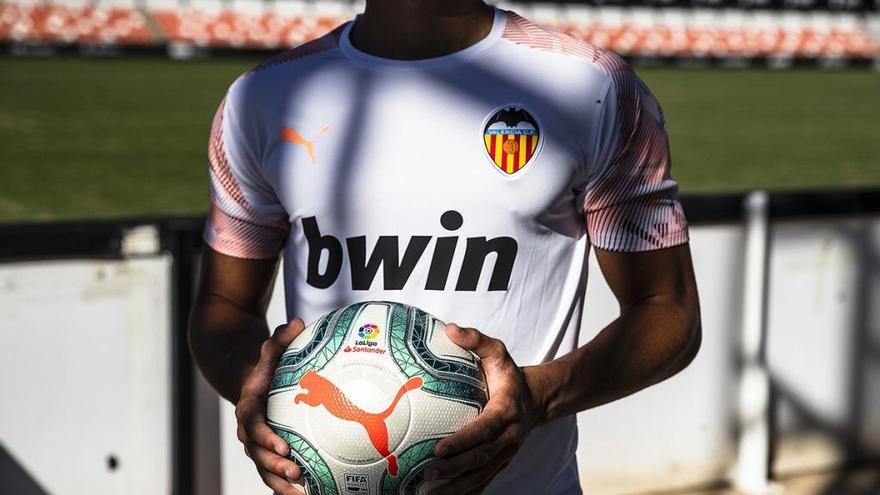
top-left (244, 318), bottom-right (308, 400)
top-left (272, 317), bottom-right (307, 347)
top-left (445, 323), bottom-right (506, 361)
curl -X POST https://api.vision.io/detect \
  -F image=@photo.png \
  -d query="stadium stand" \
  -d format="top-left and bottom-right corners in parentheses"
top-left (0, 0), bottom-right (153, 45)
top-left (1, 0), bottom-right (878, 60)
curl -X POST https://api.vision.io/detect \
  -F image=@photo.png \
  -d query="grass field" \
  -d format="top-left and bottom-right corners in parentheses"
top-left (0, 57), bottom-right (878, 221)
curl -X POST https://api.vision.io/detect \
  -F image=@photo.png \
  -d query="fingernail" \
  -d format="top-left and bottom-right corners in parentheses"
top-left (424, 469), bottom-right (438, 481)
top-left (292, 485), bottom-right (305, 494)
top-left (434, 446), bottom-right (446, 457)
top-left (276, 444), bottom-right (287, 456)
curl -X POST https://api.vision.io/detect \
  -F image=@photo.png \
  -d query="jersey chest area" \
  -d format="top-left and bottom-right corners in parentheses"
top-left (260, 74), bottom-right (589, 229)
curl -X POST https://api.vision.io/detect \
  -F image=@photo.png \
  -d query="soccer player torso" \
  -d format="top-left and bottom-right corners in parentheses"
top-left (270, 64), bottom-right (592, 275)
top-left (207, 8), bottom-right (688, 493)
top-left (233, 10), bottom-right (607, 354)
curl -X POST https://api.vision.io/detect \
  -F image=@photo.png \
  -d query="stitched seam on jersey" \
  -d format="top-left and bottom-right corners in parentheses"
top-left (248, 24), bottom-right (346, 74)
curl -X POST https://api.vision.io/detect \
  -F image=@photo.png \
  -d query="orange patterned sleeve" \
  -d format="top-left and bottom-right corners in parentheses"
top-left (582, 54), bottom-right (689, 252)
top-left (203, 89), bottom-right (290, 259)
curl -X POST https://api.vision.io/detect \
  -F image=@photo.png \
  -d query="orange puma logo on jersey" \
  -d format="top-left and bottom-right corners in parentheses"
top-left (281, 126), bottom-right (330, 164)
top-left (294, 370), bottom-right (423, 476)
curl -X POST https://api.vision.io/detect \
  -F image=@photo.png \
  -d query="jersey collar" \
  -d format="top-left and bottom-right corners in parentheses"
top-left (338, 6), bottom-right (507, 70)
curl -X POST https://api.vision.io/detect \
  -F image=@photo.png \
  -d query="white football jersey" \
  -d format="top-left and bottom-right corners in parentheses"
top-left (204, 6), bottom-right (689, 494)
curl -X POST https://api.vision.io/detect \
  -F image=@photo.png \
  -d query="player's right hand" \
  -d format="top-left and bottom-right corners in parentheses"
top-left (235, 318), bottom-right (307, 495)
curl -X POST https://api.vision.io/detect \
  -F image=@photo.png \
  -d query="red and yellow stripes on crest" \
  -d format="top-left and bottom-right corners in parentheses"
top-left (484, 133), bottom-right (538, 175)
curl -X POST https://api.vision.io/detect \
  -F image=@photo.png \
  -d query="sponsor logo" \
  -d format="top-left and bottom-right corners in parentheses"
top-left (344, 473), bottom-right (370, 493)
top-left (280, 125), bottom-right (330, 164)
top-left (303, 210), bottom-right (517, 292)
top-left (357, 323), bottom-right (380, 340)
top-left (295, 370), bottom-right (423, 477)
top-left (346, 323), bottom-right (385, 353)
top-left (481, 105), bottom-right (542, 176)
top-left (343, 345), bottom-right (385, 354)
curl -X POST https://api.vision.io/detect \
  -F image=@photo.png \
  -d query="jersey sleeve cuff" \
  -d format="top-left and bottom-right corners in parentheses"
top-left (587, 198), bottom-right (690, 252)
top-left (203, 206), bottom-right (288, 259)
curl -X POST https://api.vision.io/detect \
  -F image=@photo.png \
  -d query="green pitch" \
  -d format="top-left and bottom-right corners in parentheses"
top-left (0, 57), bottom-right (877, 221)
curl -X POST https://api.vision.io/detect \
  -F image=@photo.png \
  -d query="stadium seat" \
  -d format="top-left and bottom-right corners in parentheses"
top-left (1, 0), bottom-right (878, 60)
top-left (0, 0), bottom-right (153, 44)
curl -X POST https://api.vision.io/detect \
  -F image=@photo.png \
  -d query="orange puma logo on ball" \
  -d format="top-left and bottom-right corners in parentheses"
top-left (295, 370), bottom-right (423, 476)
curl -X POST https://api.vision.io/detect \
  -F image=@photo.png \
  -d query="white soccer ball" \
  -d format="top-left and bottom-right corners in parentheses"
top-left (266, 301), bottom-right (488, 495)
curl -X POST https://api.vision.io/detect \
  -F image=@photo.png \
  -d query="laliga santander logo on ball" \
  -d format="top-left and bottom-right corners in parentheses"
top-left (358, 323), bottom-right (380, 340)
top-left (344, 323), bottom-right (385, 353)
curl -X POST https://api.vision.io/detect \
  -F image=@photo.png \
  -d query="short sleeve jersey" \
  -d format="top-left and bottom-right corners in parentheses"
top-left (204, 7), bottom-right (688, 494)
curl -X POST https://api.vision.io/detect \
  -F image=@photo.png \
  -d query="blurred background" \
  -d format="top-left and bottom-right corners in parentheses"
top-left (0, 0), bottom-right (878, 494)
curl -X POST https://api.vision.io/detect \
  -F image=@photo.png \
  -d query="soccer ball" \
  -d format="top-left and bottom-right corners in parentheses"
top-left (266, 301), bottom-right (488, 495)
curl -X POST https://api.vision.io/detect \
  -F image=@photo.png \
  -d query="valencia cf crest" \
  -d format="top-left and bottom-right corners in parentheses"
top-left (481, 105), bottom-right (542, 177)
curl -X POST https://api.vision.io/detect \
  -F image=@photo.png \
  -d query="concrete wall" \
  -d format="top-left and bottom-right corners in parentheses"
top-left (0, 257), bottom-right (173, 495)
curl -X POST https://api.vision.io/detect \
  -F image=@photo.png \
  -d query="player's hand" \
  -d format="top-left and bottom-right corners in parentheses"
top-left (425, 324), bottom-right (542, 495)
top-left (235, 318), bottom-right (307, 495)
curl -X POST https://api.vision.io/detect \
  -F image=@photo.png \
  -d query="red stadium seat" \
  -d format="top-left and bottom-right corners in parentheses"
top-left (1, 0), bottom-right (877, 60)
top-left (0, 1), bottom-right (152, 44)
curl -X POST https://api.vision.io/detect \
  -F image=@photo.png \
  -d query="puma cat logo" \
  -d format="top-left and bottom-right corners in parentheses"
top-left (294, 370), bottom-right (423, 476)
top-left (281, 126), bottom-right (330, 164)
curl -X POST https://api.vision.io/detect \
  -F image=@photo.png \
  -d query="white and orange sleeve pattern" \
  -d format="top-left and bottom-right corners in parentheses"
top-left (583, 53), bottom-right (689, 252)
top-left (204, 83), bottom-right (290, 259)
top-left (501, 12), bottom-right (687, 252)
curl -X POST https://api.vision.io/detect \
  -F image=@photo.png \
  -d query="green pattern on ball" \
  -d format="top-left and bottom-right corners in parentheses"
top-left (268, 421), bottom-right (339, 495)
top-left (380, 438), bottom-right (440, 495)
top-left (388, 303), bottom-right (488, 408)
top-left (270, 303), bottom-right (363, 393)
top-left (275, 310), bottom-right (338, 368)
top-left (267, 301), bottom-right (487, 495)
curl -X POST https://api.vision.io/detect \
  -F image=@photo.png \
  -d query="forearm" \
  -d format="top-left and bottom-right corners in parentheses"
top-left (524, 296), bottom-right (701, 424)
top-left (188, 293), bottom-right (272, 404)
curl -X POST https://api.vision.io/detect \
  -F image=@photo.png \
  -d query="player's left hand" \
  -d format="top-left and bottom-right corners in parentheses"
top-left (425, 324), bottom-right (543, 495)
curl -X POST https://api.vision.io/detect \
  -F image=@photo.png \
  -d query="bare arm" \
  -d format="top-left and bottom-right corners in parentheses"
top-left (429, 53), bottom-right (695, 495)
top-left (188, 247), bottom-right (304, 495)
top-left (525, 243), bottom-right (702, 422)
top-left (188, 247), bottom-right (279, 403)
top-left (427, 244), bottom-right (701, 495)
